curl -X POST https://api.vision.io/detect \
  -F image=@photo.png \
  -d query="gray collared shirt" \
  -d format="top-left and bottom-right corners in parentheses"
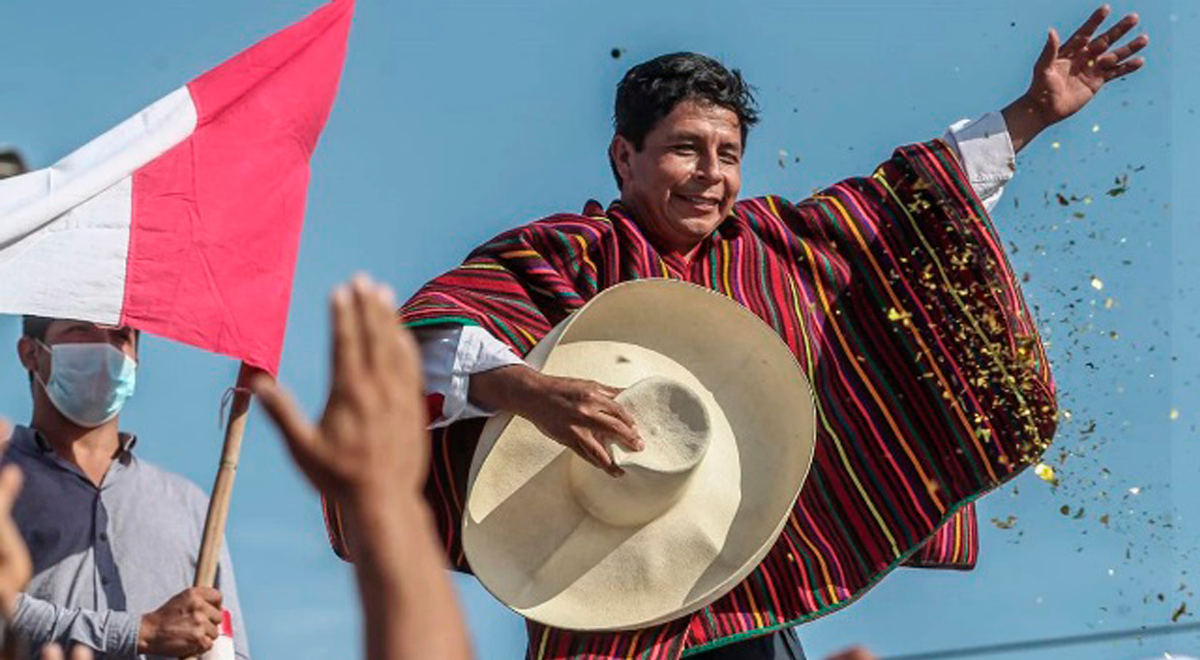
top-left (3, 425), bottom-right (250, 660)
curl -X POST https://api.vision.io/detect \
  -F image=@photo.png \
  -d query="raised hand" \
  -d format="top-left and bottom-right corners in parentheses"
top-left (252, 276), bottom-right (429, 506)
top-left (1004, 5), bottom-right (1149, 152)
top-left (252, 278), bottom-right (473, 660)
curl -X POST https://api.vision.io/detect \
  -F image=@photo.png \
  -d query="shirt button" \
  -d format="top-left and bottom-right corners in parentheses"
top-left (101, 576), bottom-right (110, 586)
top-left (98, 532), bottom-right (108, 542)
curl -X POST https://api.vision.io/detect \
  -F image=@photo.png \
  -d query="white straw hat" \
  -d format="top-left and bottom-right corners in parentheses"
top-left (463, 279), bottom-right (817, 631)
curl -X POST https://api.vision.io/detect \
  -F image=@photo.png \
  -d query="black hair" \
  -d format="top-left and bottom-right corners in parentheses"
top-left (21, 316), bottom-right (54, 343)
top-left (0, 149), bottom-right (28, 180)
top-left (610, 52), bottom-right (759, 188)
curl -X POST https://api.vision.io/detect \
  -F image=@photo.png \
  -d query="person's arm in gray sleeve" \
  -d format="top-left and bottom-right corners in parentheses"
top-left (215, 541), bottom-right (250, 660)
top-left (10, 592), bottom-right (140, 659)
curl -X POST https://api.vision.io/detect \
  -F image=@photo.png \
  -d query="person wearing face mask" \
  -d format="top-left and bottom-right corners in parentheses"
top-left (1, 317), bottom-right (251, 660)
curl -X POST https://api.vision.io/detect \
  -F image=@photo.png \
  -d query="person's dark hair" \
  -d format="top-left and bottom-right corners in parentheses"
top-left (610, 52), bottom-right (759, 188)
top-left (0, 149), bottom-right (28, 180)
top-left (21, 316), bottom-right (54, 343)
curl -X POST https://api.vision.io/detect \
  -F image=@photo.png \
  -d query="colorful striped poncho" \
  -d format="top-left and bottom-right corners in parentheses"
top-left (327, 139), bottom-right (1057, 658)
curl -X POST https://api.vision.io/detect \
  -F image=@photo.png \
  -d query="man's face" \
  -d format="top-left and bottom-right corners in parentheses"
top-left (20, 321), bottom-right (138, 384)
top-left (611, 100), bottom-right (743, 255)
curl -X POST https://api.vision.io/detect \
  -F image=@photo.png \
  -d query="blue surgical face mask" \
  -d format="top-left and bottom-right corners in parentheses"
top-left (34, 341), bottom-right (137, 428)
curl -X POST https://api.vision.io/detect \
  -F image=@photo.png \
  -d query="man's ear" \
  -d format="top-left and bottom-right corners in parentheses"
top-left (609, 135), bottom-right (635, 189)
top-left (16, 338), bottom-right (38, 376)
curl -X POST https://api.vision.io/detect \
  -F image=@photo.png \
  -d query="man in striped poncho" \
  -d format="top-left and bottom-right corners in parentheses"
top-left (326, 6), bottom-right (1148, 659)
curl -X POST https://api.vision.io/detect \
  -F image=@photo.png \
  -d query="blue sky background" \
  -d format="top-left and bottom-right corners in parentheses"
top-left (0, 0), bottom-right (1195, 658)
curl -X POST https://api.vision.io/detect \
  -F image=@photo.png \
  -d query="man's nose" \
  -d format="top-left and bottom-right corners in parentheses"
top-left (695, 150), bottom-right (721, 180)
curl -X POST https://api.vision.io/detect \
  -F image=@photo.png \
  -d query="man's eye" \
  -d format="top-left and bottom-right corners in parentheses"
top-left (672, 145), bottom-right (696, 154)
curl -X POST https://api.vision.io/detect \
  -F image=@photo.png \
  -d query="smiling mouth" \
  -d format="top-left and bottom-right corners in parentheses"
top-left (677, 195), bottom-right (720, 209)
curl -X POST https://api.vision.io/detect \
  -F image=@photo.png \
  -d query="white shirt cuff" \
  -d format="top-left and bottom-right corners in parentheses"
top-left (414, 325), bottom-right (525, 428)
top-left (942, 111), bottom-right (1017, 213)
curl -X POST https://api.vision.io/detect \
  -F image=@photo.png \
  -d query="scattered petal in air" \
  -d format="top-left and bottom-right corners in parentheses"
top-left (991, 516), bottom-right (1018, 530)
top-left (1035, 463), bottom-right (1059, 486)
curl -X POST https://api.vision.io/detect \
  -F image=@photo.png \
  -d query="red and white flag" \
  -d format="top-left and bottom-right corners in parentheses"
top-left (0, 0), bottom-right (354, 375)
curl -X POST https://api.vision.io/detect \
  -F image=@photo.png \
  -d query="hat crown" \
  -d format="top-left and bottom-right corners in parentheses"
top-left (569, 377), bottom-right (712, 527)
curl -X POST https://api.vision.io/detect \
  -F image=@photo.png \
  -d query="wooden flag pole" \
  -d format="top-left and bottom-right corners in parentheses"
top-left (195, 363), bottom-right (256, 588)
top-left (184, 362), bottom-right (258, 660)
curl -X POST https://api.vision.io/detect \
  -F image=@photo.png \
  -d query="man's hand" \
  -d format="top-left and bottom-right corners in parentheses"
top-left (471, 366), bottom-right (643, 477)
top-left (1003, 5), bottom-right (1149, 152)
top-left (0, 461), bottom-right (31, 622)
top-left (252, 276), bottom-right (429, 506)
top-left (254, 277), bottom-right (474, 660)
top-left (136, 587), bottom-right (222, 656)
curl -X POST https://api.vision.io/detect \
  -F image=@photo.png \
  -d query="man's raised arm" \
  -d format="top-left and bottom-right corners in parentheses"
top-left (1001, 5), bottom-right (1148, 153)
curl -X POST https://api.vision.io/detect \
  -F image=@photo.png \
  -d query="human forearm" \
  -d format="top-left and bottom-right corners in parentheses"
top-left (348, 498), bottom-right (472, 660)
top-left (468, 364), bottom-right (544, 416)
top-left (11, 594), bottom-right (139, 658)
top-left (1000, 94), bottom-right (1051, 155)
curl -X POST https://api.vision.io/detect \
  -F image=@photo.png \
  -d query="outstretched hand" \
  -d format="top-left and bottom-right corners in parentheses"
top-left (1004, 5), bottom-right (1149, 152)
top-left (251, 276), bottom-right (429, 507)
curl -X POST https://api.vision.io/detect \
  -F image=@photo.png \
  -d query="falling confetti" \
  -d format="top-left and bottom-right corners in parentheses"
top-left (1090, 276), bottom-right (1104, 291)
top-left (1051, 141), bottom-right (1061, 150)
top-left (1035, 462), bottom-right (1059, 486)
top-left (1092, 123), bottom-right (1101, 133)
top-left (1129, 487), bottom-right (1141, 496)
top-left (1172, 602), bottom-right (1189, 623)
top-left (778, 149), bottom-right (788, 169)
top-left (610, 47), bottom-right (625, 59)
top-left (887, 307), bottom-right (911, 323)
top-left (991, 516), bottom-right (1018, 530)
top-left (1170, 408), bottom-right (1180, 421)
top-left (1107, 174), bottom-right (1130, 197)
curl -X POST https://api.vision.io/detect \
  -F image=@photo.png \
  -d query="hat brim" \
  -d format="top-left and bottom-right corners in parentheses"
top-left (463, 280), bottom-right (817, 631)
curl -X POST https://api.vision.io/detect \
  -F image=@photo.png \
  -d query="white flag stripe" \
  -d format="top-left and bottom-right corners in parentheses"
top-left (0, 86), bottom-right (196, 248)
top-left (0, 176), bottom-right (132, 324)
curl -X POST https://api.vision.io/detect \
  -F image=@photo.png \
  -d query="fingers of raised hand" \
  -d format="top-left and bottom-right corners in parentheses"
top-left (1061, 5), bottom-right (1112, 57)
top-left (1086, 12), bottom-right (1139, 54)
top-left (1102, 33), bottom-right (1149, 65)
top-left (354, 275), bottom-right (396, 386)
top-left (331, 284), bottom-right (363, 388)
top-left (1102, 58), bottom-right (1145, 81)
